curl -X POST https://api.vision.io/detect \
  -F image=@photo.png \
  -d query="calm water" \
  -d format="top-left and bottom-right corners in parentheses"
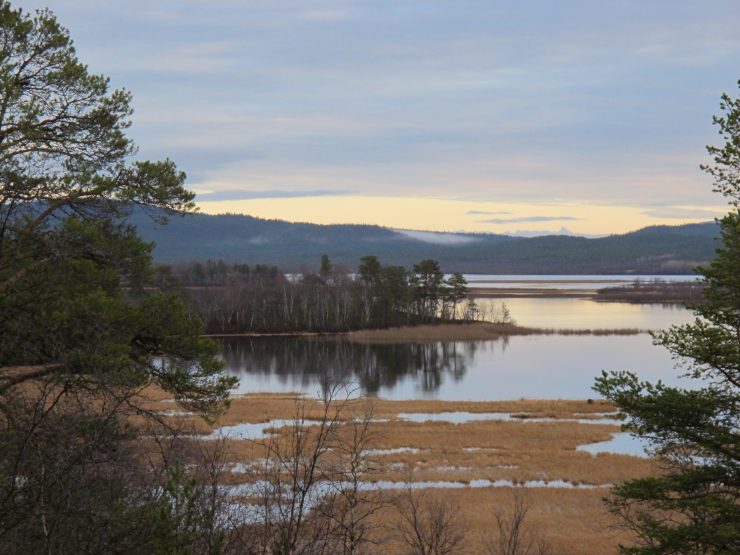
top-left (221, 297), bottom-right (698, 401)
top-left (478, 297), bottom-right (695, 330)
top-left (223, 334), bottom-right (690, 400)
top-left (462, 274), bottom-right (697, 291)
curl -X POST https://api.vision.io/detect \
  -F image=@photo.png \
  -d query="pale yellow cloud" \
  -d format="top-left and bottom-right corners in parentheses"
top-left (195, 196), bottom-right (727, 235)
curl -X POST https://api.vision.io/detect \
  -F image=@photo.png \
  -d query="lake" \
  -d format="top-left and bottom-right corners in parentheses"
top-left (223, 334), bottom-right (691, 401)
top-left (221, 291), bottom-right (699, 400)
top-left (476, 297), bottom-right (694, 330)
top-left (462, 274), bottom-right (698, 291)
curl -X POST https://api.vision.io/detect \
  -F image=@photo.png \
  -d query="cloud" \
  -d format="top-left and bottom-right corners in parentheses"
top-left (48, 0), bottom-right (740, 219)
top-left (394, 229), bottom-right (479, 245)
top-left (478, 216), bottom-right (581, 224)
top-left (467, 210), bottom-right (511, 215)
top-left (196, 189), bottom-right (352, 202)
top-left (643, 207), bottom-right (724, 219)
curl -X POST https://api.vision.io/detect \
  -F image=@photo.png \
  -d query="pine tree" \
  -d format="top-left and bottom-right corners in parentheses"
top-left (594, 80), bottom-right (740, 554)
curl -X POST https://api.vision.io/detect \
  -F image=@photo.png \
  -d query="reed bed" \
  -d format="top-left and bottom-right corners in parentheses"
top-left (219, 417), bottom-right (650, 490)
top-left (207, 398), bottom-right (647, 487)
top-left (427, 487), bottom-right (631, 555)
top-left (166, 397), bottom-right (618, 427)
top-left (147, 391), bottom-right (657, 555)
top-left (145, 393), bottom-right (650, 554)
top-left (217, 417), bottom-right (649, 555)
top-left (346, 322), bottom-right (646, 342)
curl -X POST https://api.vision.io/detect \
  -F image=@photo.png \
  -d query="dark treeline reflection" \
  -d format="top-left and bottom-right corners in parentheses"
top-left (220, 337), bottom-right (508, 394)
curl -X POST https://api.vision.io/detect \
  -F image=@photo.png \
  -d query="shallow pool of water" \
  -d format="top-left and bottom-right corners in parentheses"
top-left (577, 433), bottom-right (650, 458)
top-left (396, 412), bottom-right (621, 425)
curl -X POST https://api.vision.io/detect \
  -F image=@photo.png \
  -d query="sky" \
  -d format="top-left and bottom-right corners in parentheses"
top-left (47, 1), bottom-right (740, 235)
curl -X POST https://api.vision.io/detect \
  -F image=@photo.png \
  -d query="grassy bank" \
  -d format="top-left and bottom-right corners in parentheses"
top-left (204, 322), bottom-right (646, 341)
top-left (470, 279), bottom-right (705, 305)
top-left (346, 322), bottom-right (646, 342)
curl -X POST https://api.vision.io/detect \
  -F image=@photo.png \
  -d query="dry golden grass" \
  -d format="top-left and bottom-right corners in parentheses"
top-left (347, 323), bottom-right (525, 342)
top-left (347, 323), bottom-right (645, 343)
top-left (142, 393), bottom-right (650, 554)
top-left (205, 397), bottom-right (647, 486)
top-left (278, 486), bottom-right (629, 555)
top-left (200, 396), bottom-right (616, 426)
top-left (371, 397), bottom-right (616, 417)
top-left (425, 488), bottom-right (627, 555)
top-left (141, 395), bottom-right (620, 434)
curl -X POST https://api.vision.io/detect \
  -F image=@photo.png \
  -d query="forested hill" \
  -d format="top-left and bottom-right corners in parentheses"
top-left (129, 210), bottom-right (720, 274)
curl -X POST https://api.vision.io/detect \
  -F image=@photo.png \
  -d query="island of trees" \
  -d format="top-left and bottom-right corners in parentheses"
top-left (163, 256), bottom-right (512, 334)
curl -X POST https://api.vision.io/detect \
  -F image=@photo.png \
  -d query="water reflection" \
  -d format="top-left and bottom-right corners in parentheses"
top-left (222, 298), bottom-right (697, 400)
top-left (223, 333), bottom-right (687, 400)
top-left (476, 297), bottom-right (695, 330)
top-left (221, 338), bottom-right (496, 395)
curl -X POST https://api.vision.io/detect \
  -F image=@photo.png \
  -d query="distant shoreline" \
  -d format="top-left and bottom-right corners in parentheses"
top-left (206, 322), bottom-right (649, 342)
top-left (469, 284), bottom-right (701, 304)
top-left (469, 287), bottom-right (595, 298)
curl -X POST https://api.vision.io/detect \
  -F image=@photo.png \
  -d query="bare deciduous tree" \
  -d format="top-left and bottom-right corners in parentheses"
top-left (320, 401), bottom-right (387, 555)
top-left (243, 381), bottom-right (355, 555)
top-left (482, 490), bottom-right (557, 555)
top-left (393, 483), bottom-right (468, 555)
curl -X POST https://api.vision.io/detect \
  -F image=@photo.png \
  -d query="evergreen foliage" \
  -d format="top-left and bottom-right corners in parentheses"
top-left (171, 255), bottom-right (484, 333)
top-left (594, 80), bottom-right (740, 554)
top-left (0, 0), bottom-right (233, 414)
top-left (129, 208), bottom-right (718, 274)
top-left (0, 4), bottom-right (233, 552)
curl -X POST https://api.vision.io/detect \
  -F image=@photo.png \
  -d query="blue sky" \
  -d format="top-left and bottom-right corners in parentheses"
top-left (48, 1), bottom-right (740, 233)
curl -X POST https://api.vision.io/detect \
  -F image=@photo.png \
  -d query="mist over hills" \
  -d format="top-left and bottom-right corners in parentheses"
top-left (130, 211), bottom-right (720, 274)
top-left (502, 226), bottom-right (607, 238)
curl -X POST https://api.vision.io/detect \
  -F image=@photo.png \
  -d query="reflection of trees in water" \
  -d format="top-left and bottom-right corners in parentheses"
top-left (220, 338), bottom-right (488, 394)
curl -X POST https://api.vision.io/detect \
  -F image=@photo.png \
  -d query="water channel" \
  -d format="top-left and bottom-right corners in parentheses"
top-left (220, 280), bottom-right (699, 400)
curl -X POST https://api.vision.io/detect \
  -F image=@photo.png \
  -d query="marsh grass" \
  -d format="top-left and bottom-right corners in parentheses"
top-left (139, 393), bottom-right (650, 554)
top-left (347, 323), bottom-right (646, 342)
top-left (190, 397), bottom-right (647, 487)
top-left (163, 397), bottom-right (616, 428)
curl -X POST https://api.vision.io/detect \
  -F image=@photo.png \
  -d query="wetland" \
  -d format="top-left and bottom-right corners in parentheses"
top-left (182, 277), bottom-right (699, 554)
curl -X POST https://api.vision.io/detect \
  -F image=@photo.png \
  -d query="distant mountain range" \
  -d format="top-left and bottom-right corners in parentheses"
top-left (129, 211), bottom-right (720, 274)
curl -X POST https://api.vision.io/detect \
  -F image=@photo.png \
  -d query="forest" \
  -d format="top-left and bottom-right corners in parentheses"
top-left (131, 209), bottom-right (718, 274)
top-left (165, 256), bottom-right (510, 334)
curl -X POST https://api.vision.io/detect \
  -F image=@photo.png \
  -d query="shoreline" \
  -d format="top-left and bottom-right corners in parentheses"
top-left (205, 322), bottom-right (649, 342)
top-left (469, 287), bottom-right (594, 298)
top-left (345, 322), bottom-right (647, 342)
top-left (469, 287), bottom-right (691, 303)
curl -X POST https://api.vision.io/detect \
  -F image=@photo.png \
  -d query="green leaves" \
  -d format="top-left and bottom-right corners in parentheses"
top-left (0, 1), bottom-right (194, 223)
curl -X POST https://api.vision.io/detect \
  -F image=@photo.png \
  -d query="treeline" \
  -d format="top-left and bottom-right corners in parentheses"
top-left (166, 256), bottom-right (510, 334)
top-left (595, 278), bottom-right (707, 304)
top-left (130, 207), bottom-right (718, 274)
top-left (173, 259), bottom-right (278, 285)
